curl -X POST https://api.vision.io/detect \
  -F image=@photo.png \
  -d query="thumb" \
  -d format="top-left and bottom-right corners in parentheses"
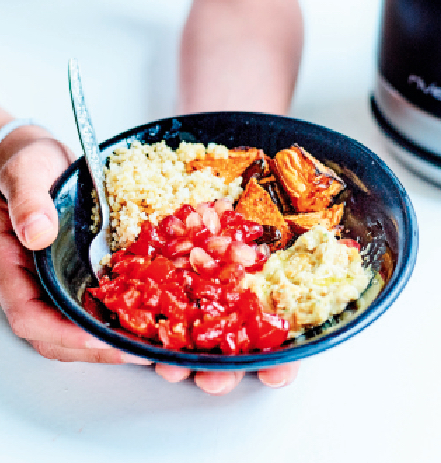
top-left (0, 138), bottom-right (75, 250)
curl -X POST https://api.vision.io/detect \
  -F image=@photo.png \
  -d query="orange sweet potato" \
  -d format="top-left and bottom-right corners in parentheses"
top-left (235, 178), bottom-right (291, 250)
top-left (272, 145), bottom-right (345, 212)
top-left (284, 203), bottom-right (344, 235)
top-left (186, 146), bottom-right (263, 184)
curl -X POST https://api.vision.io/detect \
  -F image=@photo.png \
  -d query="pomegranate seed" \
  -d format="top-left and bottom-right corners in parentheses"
top-left (246, 243), bottom-right (270, 272)
top-left (127, 240), bottom-right (157, 258)
top-left (220, 211), bottom-right (243, 227)
top-left (185, 211), bottom-right (203, 230)
top-left (192, 227), bottom-right (212, 246)
top-left (256, 243), bottom-right (271, 259)
top-left (204, 235), bottom-right (232, 257)
top-left (162, 239), bottom-right (194, 259)
top-left (196, 201), bottom-right (215, 217)
top-left (241, 221), bottom-right (264, 242)
top-left (226, 241), bottom-right (257, 267)
top-left (218, 263), bottom-right (245, 284)
top-left (220, 226), bottom-right (245, 242)
top-left (171, 256), bottom-right (192, 270)
top-left (133, 222), bottom-right (166, 249)
top-left (202, 208), bottom-right (221, 235)
top-left (189, 247), bottom-right (219, 277)
top-left (158, 215), bottom-right (186, 238)
top-left (214, 198), bottom-right (233, 217)
top-left (174, 204), bottom-right (196, 222)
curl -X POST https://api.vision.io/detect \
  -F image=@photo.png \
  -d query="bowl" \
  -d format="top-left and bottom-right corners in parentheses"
top-left (34, 112), bottom-right (418, 370)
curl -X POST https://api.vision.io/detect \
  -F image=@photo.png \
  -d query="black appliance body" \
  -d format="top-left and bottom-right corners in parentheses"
top-left (371, 0), bottom-right (441, 184)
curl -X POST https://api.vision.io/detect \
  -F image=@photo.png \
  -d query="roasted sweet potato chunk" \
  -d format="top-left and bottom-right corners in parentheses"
top-left (186, 146), bottom-right (264, 184)
top-left (272, 145), bottom-right (345, 212)
top-left (235, 178), bottom-right (291, 250)
top-left (284, 203), bottom-right (344, 234)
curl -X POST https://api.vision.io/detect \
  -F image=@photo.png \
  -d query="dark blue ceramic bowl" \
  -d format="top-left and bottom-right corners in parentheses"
top-left (34, 112), bottom-right (418, 370)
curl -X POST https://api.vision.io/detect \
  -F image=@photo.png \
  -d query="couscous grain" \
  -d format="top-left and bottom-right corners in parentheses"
top-left (100, 141), bottom-right (242, 250)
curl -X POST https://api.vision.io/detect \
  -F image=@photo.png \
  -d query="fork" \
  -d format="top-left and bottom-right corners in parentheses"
top-left (68, 58), bottom-right (110, 278)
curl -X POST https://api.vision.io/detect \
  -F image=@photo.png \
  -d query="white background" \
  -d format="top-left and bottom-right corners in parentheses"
top-left (1, 1), bottom-right (440, 462)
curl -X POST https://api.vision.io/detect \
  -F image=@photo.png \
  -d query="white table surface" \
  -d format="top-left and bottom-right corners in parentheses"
top-left (1, 1), bottom-right (439, 462)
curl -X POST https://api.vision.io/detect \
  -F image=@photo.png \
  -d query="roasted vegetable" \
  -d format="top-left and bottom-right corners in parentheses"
top-left (271, 145), bottom-right (345, 212)
top-left (235, 178), bottom-right (291, 250)
top-left (284, 204), bottom-right (344, 235)
top-left (186, 146), bottom-right (263, 184)
top-left (284, 203), bottom-right (344, 234)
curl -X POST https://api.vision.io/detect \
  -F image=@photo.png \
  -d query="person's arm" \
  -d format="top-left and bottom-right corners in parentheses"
top-left (162, 0), bottom-right (303, 393)
top-left (178, 0), bottom-right (303, 115)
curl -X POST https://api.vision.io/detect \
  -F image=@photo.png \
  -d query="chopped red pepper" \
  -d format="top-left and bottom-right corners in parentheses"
top-left (140, 256), bottom-right (176, 283)
top-left (117, 308), bottom-right (157, 338)
top-left (158, 319), bottom-right (189, 350)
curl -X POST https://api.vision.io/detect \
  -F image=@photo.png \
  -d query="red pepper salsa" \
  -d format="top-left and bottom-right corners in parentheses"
top-left (86, 200), bottom-right (290, 354)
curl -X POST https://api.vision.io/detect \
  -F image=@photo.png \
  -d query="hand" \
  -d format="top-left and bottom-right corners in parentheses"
top-left (154, 362), bottom-right (300, 395)
top-left (0, 127), bottom-right (300, 395)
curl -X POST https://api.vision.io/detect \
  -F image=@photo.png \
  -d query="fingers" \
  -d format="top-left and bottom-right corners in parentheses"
top-left (120, 354), bottom-right (153, 366)
top-left (29, 340), bottom-right (121, 363)
top-left (194, 370), bottom-right (245, 395)
top-left (156, 363), bottom-right (299, 394)
top-left (192, 363), bottom-right (299, 394)
top-left (0, 229), bottom-right (110, 351)
top-left (0, 138), bottom-right (75, 250)
top-left (155, 363), bottom-right (191, 383)
top-left (155, 365), bottom-right (245, 395)
top-left (156, 363), bottom-right (299, 393)
top-left (29, 341), bottom-right (153, 365)
top-left (6, 298), bottom-right (111, 350)
top-left (258, 361), bottom-right (300, 388)
top-left (0, 138), bottom-right (156, 367)
top-left (0, 231), bottom-right (99, 350)
top-left (0, 197), bottom-right (123, 363)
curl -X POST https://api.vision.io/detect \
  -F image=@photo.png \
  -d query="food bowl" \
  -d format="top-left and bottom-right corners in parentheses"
top-left (34, 112), bottom-right (418, 370)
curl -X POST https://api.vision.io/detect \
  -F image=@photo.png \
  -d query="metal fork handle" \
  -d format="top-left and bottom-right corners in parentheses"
top-left (68, 58), bottom-right (109, 228)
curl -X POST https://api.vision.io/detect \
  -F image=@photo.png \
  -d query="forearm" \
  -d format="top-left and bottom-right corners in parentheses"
top-left (178, 0), bottom-right (303, 115)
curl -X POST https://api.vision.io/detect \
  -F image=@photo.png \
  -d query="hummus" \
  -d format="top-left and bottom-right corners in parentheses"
top-left (241, 225), bottom-right (372, 337)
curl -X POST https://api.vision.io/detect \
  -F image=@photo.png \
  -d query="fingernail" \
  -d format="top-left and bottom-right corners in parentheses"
top-left (121, 354), bottom-right (152, 365)
top-left (155, 364), bottom-right (191, 382)
top-left (202, 383), bottom-right (228, 395)
top-left (264, 379), bottom-right (287, 388)
top-left (22, 213), bottom-right (53, 245)
top-left (85, 338), bottom-right (110, 349)
top-left (196, 375), bottom-right (235, 395)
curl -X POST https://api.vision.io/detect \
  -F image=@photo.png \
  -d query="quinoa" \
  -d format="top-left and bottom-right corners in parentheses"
top-left (97, 140), bottom-right (243, 250)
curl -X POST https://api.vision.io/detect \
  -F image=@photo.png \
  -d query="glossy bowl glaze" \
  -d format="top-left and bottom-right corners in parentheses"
top-left (34, 112), bottom-right (418, 370)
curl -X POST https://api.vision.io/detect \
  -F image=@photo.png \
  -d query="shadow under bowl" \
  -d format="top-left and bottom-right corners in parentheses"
top-left (34, 111), bottom-right (418, 370)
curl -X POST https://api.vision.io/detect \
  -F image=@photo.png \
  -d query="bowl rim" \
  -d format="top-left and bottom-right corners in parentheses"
top-left (34, 111), bottom-right (419, 370)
